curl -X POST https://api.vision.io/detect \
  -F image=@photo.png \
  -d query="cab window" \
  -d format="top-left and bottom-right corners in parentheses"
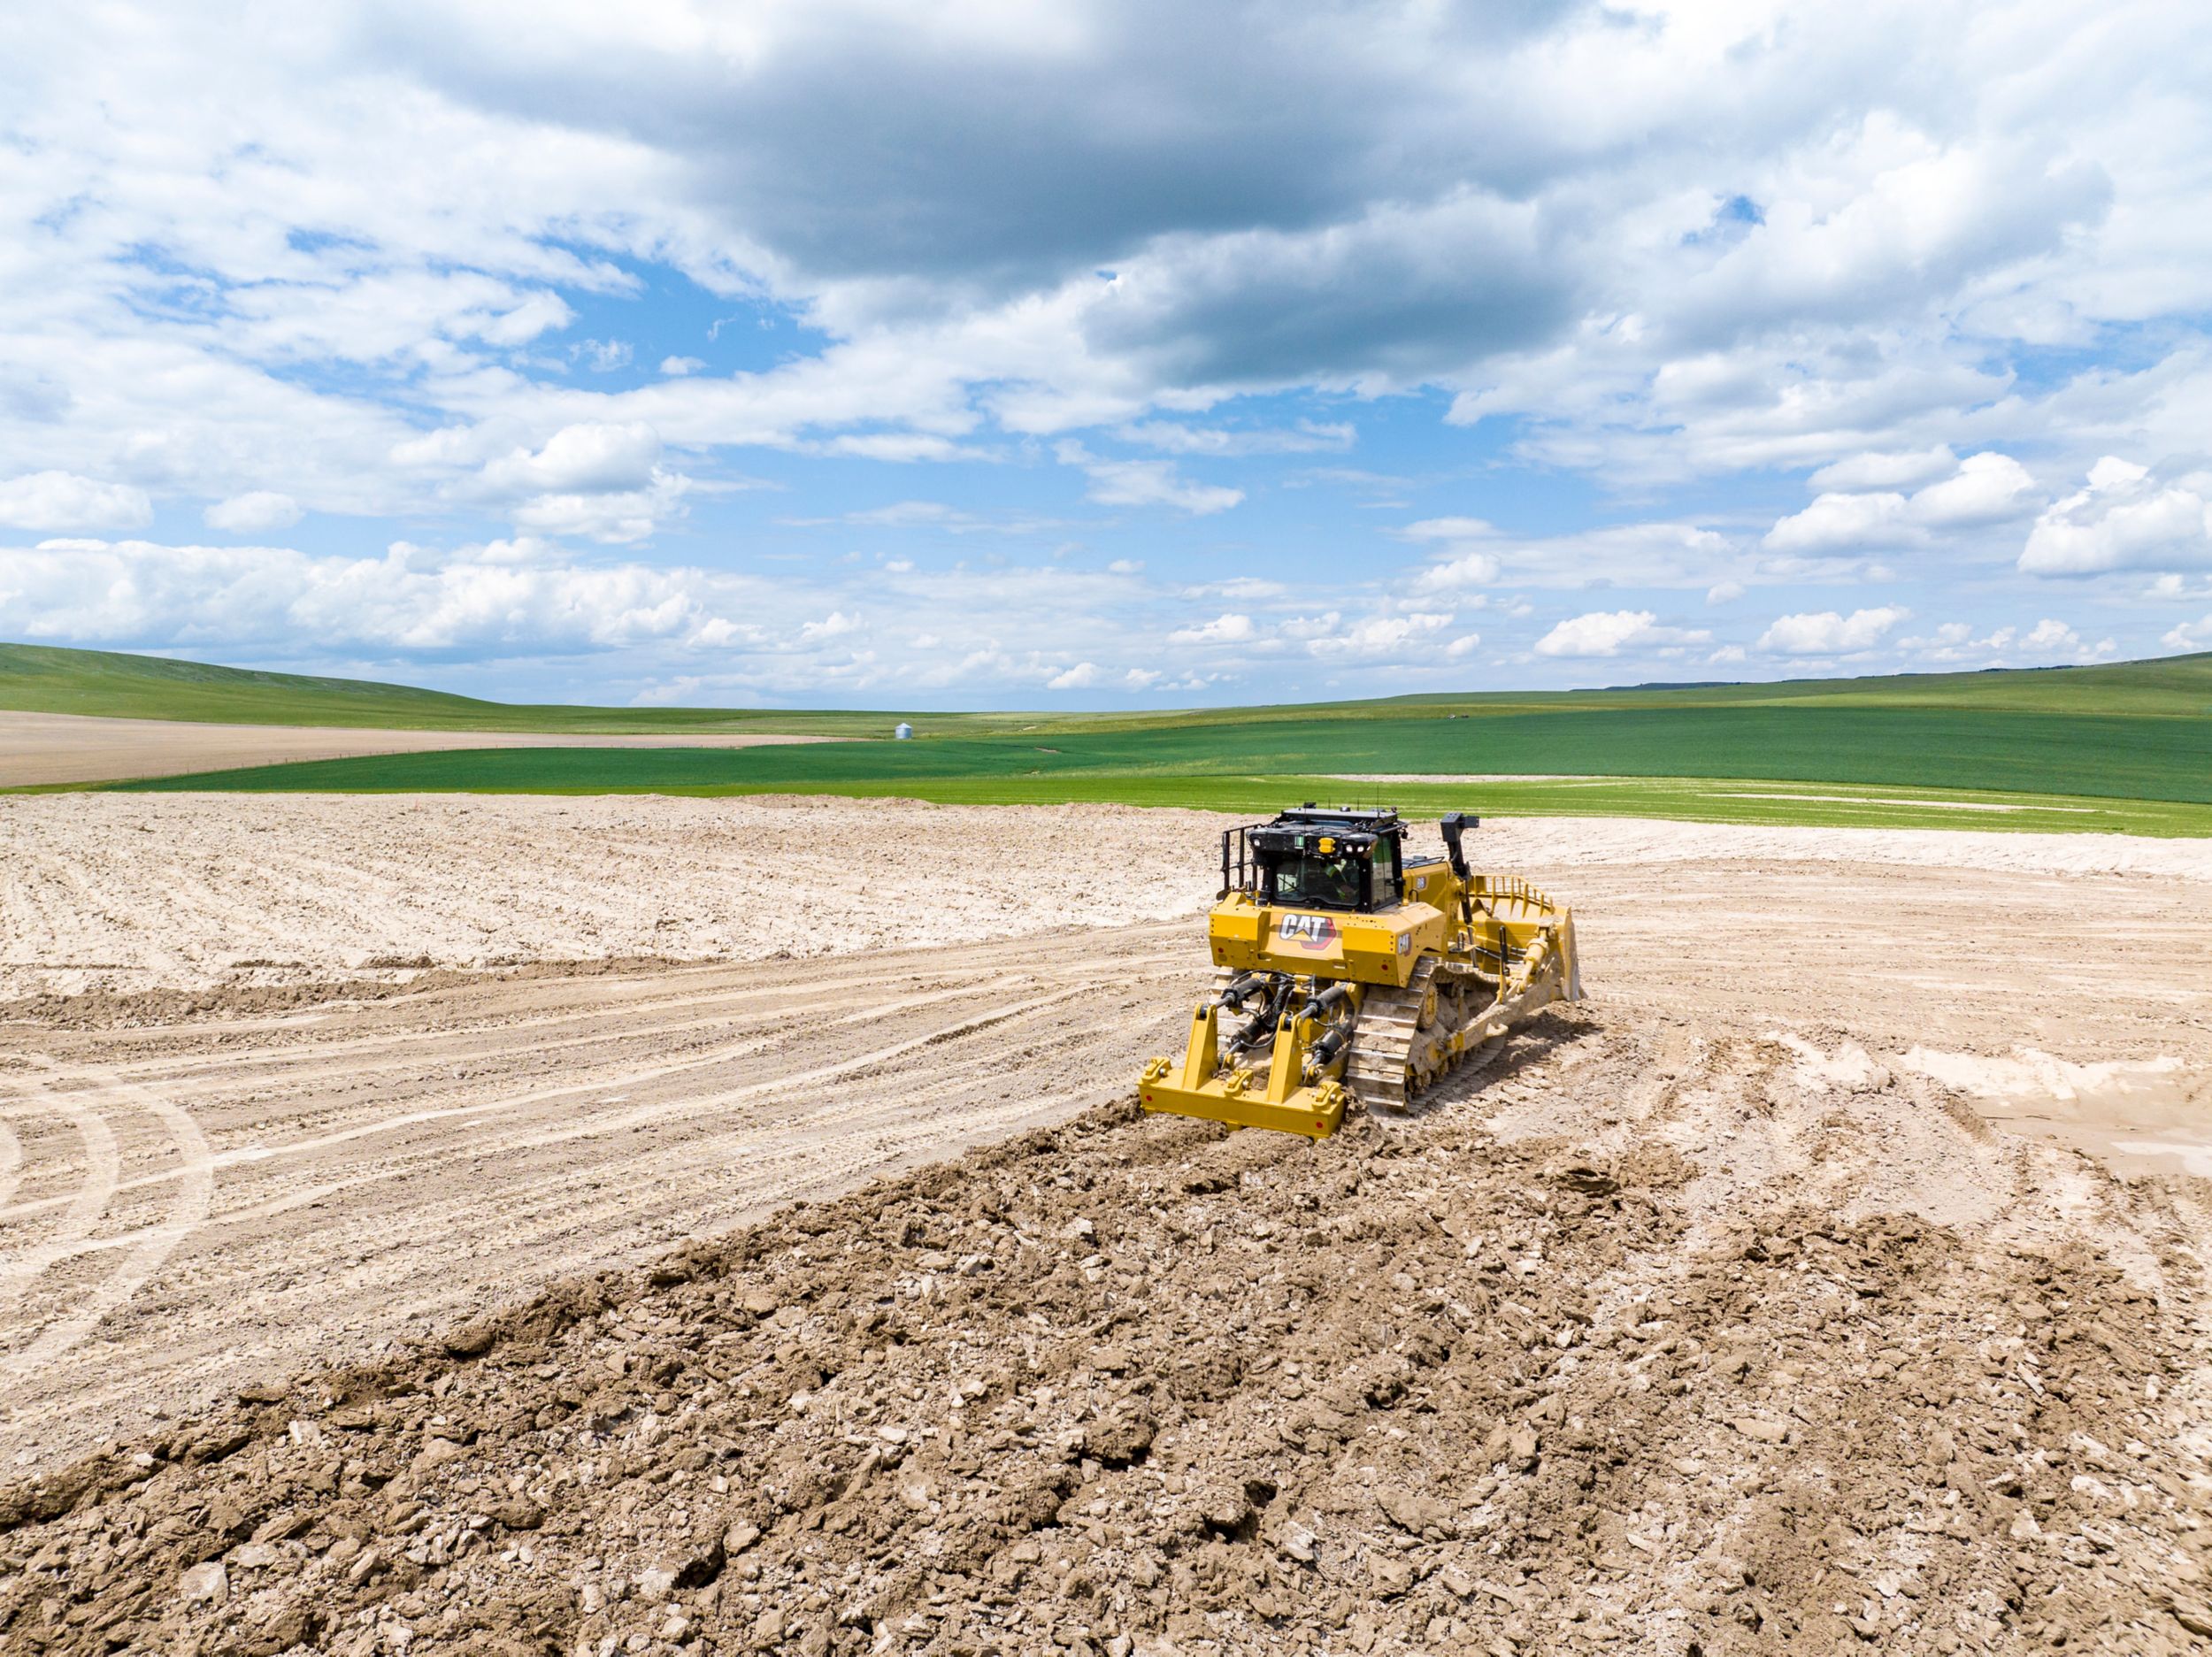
top-left (1370, 836), bottom-right (1401, 908)
top-left (1272, 849), bottom-right (1361, 909)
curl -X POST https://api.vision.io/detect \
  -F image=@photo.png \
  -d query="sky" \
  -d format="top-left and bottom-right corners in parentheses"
top-left (4, 2), bottom-right (2212, 710)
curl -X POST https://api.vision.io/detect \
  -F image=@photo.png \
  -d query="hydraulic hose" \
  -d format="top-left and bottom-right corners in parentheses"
top-left (1225, 977), bottom-right (1293, 1059)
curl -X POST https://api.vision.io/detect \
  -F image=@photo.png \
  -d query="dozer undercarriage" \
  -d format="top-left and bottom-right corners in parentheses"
top-left (1140, 806), bottom-right (1580, 1139)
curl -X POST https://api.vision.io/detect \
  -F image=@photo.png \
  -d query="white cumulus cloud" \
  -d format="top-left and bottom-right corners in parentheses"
top-left (1757, 605), bottom-right (1911, 655)
top-left (482, 423), bottom-right (665, 496)
top-left (1304, 612), bottom-right (1454, 659)
top-left (2018, 458), bottom-right (2212, 576)
top-left (0, 472), bottom-right (153, 531)
top-left (0, 537), bottom-right (723, 656)
top-left (1910, 452), bottom-right (2037, 527)
top-left (1168, 612), bottom-right (1256, 645)
top-left (1532, 610), bottom-right (1711, 658)
top-left (1764, 491), bottom-right (1913, 556)
top-left (1765, 453), bottom-right (2035, 554)
top-left (1411, 551), bottom-right (1502, 591)
top-left (1897, 617), bottom-right (2116, 664)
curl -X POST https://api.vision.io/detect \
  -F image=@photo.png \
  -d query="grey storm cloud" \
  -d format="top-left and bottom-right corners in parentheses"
top-left (356, 0), bottom-right (2116, 395)
top-left (1082, 197), bottom-right (1572, 384)
top-left (366, 1), bottom-right (1594, 291)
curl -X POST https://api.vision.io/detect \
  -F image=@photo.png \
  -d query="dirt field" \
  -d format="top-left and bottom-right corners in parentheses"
top-left (0, 796), bottom-right (1217, 1000)
top-left (6, 794), bottom-right (2209, 1002)
top-left (3, 798), bottom-right (2211, 1654)
top-left (0, 711), bottom-right (840, 788)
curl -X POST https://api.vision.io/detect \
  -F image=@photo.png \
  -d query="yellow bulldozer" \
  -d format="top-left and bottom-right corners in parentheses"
top-left (1140, 805), bottom-right (1580, 1139)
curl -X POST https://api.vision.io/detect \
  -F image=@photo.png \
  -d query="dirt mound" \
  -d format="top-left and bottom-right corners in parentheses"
top-left (6, 1013), bottom-right (2208, 1657)
top-left (0, 925), bottom-right (1198, 1475)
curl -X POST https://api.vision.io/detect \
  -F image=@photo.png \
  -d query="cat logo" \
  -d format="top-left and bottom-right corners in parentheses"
top-left (1278, 913), bottom-right (1340, 952)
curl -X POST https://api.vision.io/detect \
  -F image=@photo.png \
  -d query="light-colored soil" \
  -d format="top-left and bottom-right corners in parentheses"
top-left (0, 710), bottom-right (841, 787)
top-left (3, 799), bottom-right (2211, 1654)
top-left (7, 797), bottom-right (2210, 1003)
top-left (0, 795), bottom-right (1218, 999)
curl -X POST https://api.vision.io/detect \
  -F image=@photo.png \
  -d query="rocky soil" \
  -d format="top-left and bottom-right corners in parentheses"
top-left (7, 1002), bottom-right (2211, 1657)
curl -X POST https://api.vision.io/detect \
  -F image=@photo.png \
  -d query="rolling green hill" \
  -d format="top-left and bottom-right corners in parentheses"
top-left (104, 701), bottom-right (2212, 802)
top-left (13, 641), bottom-right (2212, 834)
top-left (7, 639), bottom-right (2211, 733)
top-left (0, 642), bottom-right (914, 736)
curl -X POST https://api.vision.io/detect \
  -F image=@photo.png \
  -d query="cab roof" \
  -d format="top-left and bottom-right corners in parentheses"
top-left (1268, 805), bottom-right (1401, 833)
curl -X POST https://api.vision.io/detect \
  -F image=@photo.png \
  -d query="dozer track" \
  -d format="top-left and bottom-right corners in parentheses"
top-left (1343, 956), bottom-right (1431, 1112)
top-left (1202, 955), bottom-right (1499, 1115)
top-left (1344, 956), bottom-right (1500, 1111)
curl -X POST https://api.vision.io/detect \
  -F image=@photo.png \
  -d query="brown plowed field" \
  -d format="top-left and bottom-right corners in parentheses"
top-left (2, 798), bottom-right (2210, 1655)
top-left (0, 711), bottom-right (843, 788)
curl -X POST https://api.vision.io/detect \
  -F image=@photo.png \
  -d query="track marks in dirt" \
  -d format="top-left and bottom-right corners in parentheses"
top-left (0, 1058), bottom-right (212, 1380)
top-left (0, 924), bottom-right (1206, 1470)
top-left (0, 1081), bottom-right (120, 1316)
top-left (4, 1062), bottom-right (213, 1377)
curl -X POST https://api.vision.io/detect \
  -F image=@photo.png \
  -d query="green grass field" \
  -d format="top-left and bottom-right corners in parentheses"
top-left (109, 754), bottom-right (2209, 834)
top-left (12, 641), bottom-right (2212, 834)
top-left (0, 642), bottom-right (910, 736)
top-left (11, 639), bottom-right (2212, 733)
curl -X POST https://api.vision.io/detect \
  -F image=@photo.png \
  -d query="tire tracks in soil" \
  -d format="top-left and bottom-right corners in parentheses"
top-left (0, 924), bottom-right (1209, 1469)
top-left (0, 1059), bottom-right (213, 1377)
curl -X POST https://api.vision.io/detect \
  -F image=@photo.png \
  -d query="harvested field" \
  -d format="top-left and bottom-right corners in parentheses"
top-left (2, 798), bottom-right (2210, 1655)
top-left (0, 711), bottom-right (841, 789)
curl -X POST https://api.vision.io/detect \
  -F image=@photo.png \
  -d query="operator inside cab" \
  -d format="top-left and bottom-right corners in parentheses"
top-left (1274, 842), bottom-right (1363, 909)
top-left (1263, 832), bottom-right (1400, 912)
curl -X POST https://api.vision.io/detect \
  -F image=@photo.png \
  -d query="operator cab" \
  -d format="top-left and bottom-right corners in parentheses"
top-left (1239, 806), bottom-right (1404, 914)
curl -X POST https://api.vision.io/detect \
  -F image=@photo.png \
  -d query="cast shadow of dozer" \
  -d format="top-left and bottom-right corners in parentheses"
top-left (1384, 1001), bottom-right (1607, 1125)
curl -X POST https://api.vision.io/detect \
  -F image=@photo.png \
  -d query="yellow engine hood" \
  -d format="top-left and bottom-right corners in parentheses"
top-left (1205, 894), bottom-right (1446, 988)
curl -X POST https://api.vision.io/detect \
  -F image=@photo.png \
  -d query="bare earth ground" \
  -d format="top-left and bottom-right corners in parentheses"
top-left (0, 796), bottom-right (1216, 1000)
top-left (3, 797), bottom-right (2212, 1654)
top-left (0, 711), bottom-right (841, 788)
